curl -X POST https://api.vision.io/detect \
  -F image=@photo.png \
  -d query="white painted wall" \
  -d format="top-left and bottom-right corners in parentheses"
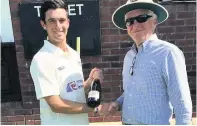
top-left (1, 0), bottom-right (14, 42)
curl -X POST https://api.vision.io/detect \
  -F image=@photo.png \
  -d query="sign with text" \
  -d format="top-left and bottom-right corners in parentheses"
top-left (19, 0), bottom-right (100, 59)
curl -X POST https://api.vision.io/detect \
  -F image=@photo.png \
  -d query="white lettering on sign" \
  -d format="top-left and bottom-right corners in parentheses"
top-left (76, 4), bottom-right (83, 15)
top-left (34, 6), bottom-right (41, 17)
top-left (68, 4), bottom-right (76, 15)
top-left (68, 4), bottom-right (84, 16)
top-left (34, 4), bottom-right (84, 17)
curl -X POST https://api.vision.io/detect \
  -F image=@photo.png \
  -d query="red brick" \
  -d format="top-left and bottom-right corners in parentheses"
top-left (109, 81), bottom-right (122, 86)
top-left (112, 116), bottom-right (121, 121)
top-left (10, 3), bottom-right (19, 12)
top-left (191, 65), bottom-right (196, 70)
top-left (13, 32), bottom-right (22, 40)
top-left (177, 12), bottom-right (195, 19)
top-left (166, 33), bottom-right (185, 40)
top-left (109, 22), bottom-right (118, 29)
top-left (16, 121), bottom-right (25, 125)
top-left (186, 59), bottom-right (196, 65)
top-left (34, 120), bottom-right (41, 125)
top-left (109, 0), bottom-right (119, 6)
top-left (175, 4), bottom-right (188, 12)
top-left (111, 49), bottom-right (119, 54)
top-left (19, 72), bottom-right (31, 79)
top-left (102, 49), bottom-right (111, 55)
top-left (103, 93), bottom-right (115, 98)
top-left (103, 29), bottom-right (119, 35)
top-left (119, 55), bottom-right (125, 61)
top-left (166, 19), bottom-right (184, 26)
top-left (103, 116), bottom-right (115, 122)
top-left (111, 75), bottom-right (122, 80)
top-left (25, 115), bottom-right (40, 120)
top-left (102, 75), bottom-right (112, 81)
top-left (176, 26), bottom-right (195, 33)
top-left (175, 39), bottom-right (194, 46)
top-left (102, 42), bottom-right (119, 49)
top-left (88, 112), bottom-right (94, 117)
top-left (100, 15), bottom-right (111, 21)
top-left (20, 85), bottom-right (35, 92)
top-left (100, 22), bottom-right (110, 28)
top-left (157, 26), bottom-right (175, 33)
top-left (90, 56), bottom-right (102, 63)
top-left (188, 4), bottom-right (196, 11)
top-left (192, 112), bottom-right (196, 117)
top-left (1, 110), bottom-right (14, 116)
top-left (119, 34), bottom-right (130, 41)
top-left (102, 87), bottom-right (111, 92)
top-left (100, 7), bottom-right (109, 16)
top-left (185, 33), bottom-right (196, 39)
top-left (120, 42), bottom-right (132, 48)
top-left (92, 63), bottom-right (110, 69)
top-left (101, 81), bottom-right (113, 88)
top-left (120, 29), bottom-right (127, 34)
top-left (111, 86), bottom-right (122, 92)
top-left (110, 7), bottom-right (119, 15)
top-left (22, 96), bottom-right (37, 103)
top-left (185, 18), bottom-right (196, 25)
top-left (184, 53), bottom-right (193, 59)
top-left (26, 120), bottom-right (35, 125)
top-left (110, 35), bottom-right (120, 42)
top-left (1, 116), bottom-right (8, 121)
top-left (1, 122), bottom-right (16, 125)
top-left (120, 0), bottom-right (127, 5)
top-left (102, 56), bottom-right (119, 62)
top-left (119, 48), bottom-right (128, 54)
top-left (32, 108), bottom-right (40, 114)
top-left (13, 109), bottom-right (32, 115)
top-left (89, 117), bottom-right (104, 122)
top-left (111, 62), bottom-right (122, 68)
top-left (167, 13), bottom-right (176, 19)
top-left (184, 46), bottom-right (196, 53)
top-left (186, 65), bottom-right (192, 71)
top-left (15, 45), bottom-right (24, 52)
top-left (100, 0), bottom-right (109, 7)
top-left (103, 68), bottom-right (121, 74)
top-left (113, 111), bottom-right (122, 116)
top-left (18, 66), bottom-right (29, 72)
top-left (7, 115), bottom-right (25, 121)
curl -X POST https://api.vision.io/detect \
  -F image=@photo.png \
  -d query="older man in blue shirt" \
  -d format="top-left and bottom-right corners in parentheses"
top-left (106, 0), bottom-right (192, 125)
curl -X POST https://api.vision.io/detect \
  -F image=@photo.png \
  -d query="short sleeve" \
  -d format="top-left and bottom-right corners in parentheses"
top-left (30, 58), bottom-right (59, 100)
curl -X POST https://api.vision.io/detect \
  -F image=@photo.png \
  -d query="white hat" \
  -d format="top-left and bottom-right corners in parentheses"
top-left (112, 0), bottom-right (169, 30)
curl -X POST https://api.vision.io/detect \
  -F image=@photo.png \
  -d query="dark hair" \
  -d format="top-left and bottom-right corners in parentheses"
top-left (40, 0), bottom-right (68, 22)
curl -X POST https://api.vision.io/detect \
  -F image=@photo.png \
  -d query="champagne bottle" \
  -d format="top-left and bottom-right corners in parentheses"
top-left (87, 78), bottom-right (102, 108)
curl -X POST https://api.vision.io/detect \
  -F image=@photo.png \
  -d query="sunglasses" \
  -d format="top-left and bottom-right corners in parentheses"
top-left (125, 14), bottom-right (152, 26)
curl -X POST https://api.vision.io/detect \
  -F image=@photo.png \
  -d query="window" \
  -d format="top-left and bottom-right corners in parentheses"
top-left (1, 0), bottom-right (14, 42)
top-left (1, 43), bottom-right (22, 102)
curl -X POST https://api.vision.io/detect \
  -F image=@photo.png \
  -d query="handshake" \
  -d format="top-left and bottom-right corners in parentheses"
top-left (94, 101), bottom-right (120, 116)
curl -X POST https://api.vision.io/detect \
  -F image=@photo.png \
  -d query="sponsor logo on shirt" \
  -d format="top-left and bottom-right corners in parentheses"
top-left (66, 79), bottom-right (84, 92)
top-left (58, 66), bottom-right (65, 71)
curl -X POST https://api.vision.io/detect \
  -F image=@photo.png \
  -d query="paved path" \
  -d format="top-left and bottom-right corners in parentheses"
top-left (90, 118), bottom-right (196, 125)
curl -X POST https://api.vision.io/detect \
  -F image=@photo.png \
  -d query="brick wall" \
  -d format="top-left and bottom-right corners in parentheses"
top-left (1, 0), bottom-right (196, 124)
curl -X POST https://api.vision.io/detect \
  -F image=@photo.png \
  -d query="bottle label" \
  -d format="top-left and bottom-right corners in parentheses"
top-left (88, 91), bottom-right (99, 100)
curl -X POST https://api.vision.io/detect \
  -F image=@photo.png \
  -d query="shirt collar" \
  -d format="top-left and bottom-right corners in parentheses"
top-left (44, 40), bottom-right (70, 56)
top-left (131, 34), bottom-right (158, 53)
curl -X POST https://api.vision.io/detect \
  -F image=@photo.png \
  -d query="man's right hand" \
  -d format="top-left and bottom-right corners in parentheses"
top-left (107, 101), bottom-right (120, 115)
